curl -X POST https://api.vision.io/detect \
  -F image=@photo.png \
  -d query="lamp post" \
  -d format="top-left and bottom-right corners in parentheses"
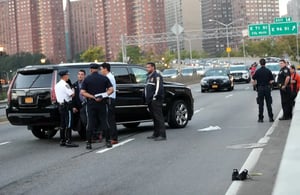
top-left (209, 19), bottom-right (238, 60)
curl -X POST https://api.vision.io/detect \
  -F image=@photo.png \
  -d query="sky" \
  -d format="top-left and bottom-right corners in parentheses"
top-left (279, 0), bottom-right (289, 16)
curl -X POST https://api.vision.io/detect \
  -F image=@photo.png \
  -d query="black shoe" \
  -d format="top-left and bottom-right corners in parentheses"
top-left (279, 116), bottom-right (290, 120)
top-left (60, 140), bottom-right (66, 146)
top-left (258, 119), bottom-right (263, 123)
top-left (65, 142), bottom-right (79, 147)
top-left (147, 135), bottom-right (158, 139)
top-left (154, 136), bottom-right (167, 141)
top-left (269, 118), bottom-right (274, 122)
top-left (232, 169), bottom-right (240, 181)
top-left (86, 142), bottom-right (92, 150)
top-left (106, 142), bottom-right (113, 148)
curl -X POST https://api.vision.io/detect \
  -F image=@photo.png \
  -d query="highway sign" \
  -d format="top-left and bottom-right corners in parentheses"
top-left (248, 24), bottom-right (270, 37)
top-left (274, 17), bottom-right (293, 23)
top-left (171, 24), bottom-right (184, 36)
top-left (270, 22), bottom-right (298, 36)
top-left (226, 47), bottom-right (232, 53)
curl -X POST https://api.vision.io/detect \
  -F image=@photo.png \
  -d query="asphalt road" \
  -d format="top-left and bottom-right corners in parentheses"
top-left (0, 83), bottom-right (284, 195)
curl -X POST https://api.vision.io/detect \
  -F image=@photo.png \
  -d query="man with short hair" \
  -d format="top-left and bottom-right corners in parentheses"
top-left (252, 59), bottom-right (274, 122)
top-left (145, 62), bottom-right (166, 141)
top-left (278, 59), bottom-right (292, 120)
top-left (72, 70), bottom-right (87, 138)
top-left (289, 65), bottom-right (300, 107)
top-left (100, 62), bottom-right (118, 145)
top-left (55, 70), bottom-right (78, 147)
top-left (81, 63), bottom-right (114, 149)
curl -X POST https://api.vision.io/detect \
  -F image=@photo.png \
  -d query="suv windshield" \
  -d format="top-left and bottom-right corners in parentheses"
top-left (181, 68), bottom-right (194, 74)
top-left (230, 65), bottom-right (247, 71)
top-left (266, 64), bottom-right (280, 71)
top-left (205, 69), bottom-right (228, 77)
top-left (163, 69), bottom-right (177, 75)
top-left (13, 72), bottom-right (53, 89)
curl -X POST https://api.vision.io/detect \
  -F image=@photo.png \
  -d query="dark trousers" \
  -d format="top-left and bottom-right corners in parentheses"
top-left (58, 103), bottom-right (73, 142)
top-left (86, 101), bottom-right (110, 143)
top-left (73, 104), bottom-right (87, 132)
top-left (108, 98), bottom-right (118, 141)
top-left (148, 100), bottom-right (166, 138)
top-left (257, 86), bottom-right (273, 120)
top-left (280, 88), bottom-right (292, 118)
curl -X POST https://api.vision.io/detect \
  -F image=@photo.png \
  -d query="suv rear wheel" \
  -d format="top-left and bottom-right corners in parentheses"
top-left (123, 122), bottom-right (140, 129)
top-left (168, 100), bottom-right (189, 128)
top-left (31, 126), bottom-right (57, 139)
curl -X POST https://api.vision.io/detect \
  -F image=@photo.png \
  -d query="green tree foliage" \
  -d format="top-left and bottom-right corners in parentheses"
top-left (0, 52), bottom-right (47, 73)
top-left (80, 46), bottom-right (105, 62)
top-left (117, 46), bottom-right (142, 64)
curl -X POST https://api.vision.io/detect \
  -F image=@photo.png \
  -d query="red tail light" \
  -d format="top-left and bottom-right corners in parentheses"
top-left (7, 74), bottom-right (16, 105)
top-left (51, 71), bottom-right (57, 103)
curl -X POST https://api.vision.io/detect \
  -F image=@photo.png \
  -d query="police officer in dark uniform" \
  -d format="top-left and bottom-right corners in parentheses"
top-left (145, 62), bottom-right (166, 141)
top-left (55, 70), bottom-right (79, 147)
top-left (278, 59), bottom-right (292, 120)
top-left (252, 59), bottom-right (274, 122)
top-left (81, 63), bottom-right (114, 149)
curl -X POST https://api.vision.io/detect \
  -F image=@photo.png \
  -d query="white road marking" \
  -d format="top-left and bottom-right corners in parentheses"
top-left (198, 126), bottom-right (221, 132)
top-left (194, 108), bottom-right (204, 114)
top-left (227, 143), bottom-right (266, 149)
top-left (225, 94), bottom-right (233, 98)
top-left (96, 138), bottom-right (135, 154)
top-left (0, 141), bottom-right (11, 146)
top-left (245, 86), bottom-right (250, 90)
top-left (225, 110), bottom-right (282, 195)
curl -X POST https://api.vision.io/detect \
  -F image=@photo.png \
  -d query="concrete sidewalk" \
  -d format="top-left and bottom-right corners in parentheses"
top-left (235, 119), bottom-right (291, 195)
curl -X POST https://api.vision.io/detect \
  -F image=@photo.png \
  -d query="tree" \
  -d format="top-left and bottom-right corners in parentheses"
top-left (80, 46), bottom-right (105, 62)
top-left (117, 46), bottom-right (142, 64)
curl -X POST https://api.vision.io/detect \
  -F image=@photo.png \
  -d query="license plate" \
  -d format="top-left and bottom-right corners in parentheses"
top-left (212, 85), bottom-right (218, 89)
top-left (25, 97), bottom-right (33, 104)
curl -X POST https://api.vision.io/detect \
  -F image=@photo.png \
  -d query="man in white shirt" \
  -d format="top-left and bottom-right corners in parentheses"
top-left (55, 70), bottom-right (78, 147)
top-left (100, 63), bottom-right (118, 144)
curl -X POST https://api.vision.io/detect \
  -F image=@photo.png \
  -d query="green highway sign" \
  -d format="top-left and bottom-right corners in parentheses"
top-left (270, 22), bottom-right (298, 36)
top-left (248, 24), bottom-right (270, 37)
top-left (274, 17), bottom-right (293, 23)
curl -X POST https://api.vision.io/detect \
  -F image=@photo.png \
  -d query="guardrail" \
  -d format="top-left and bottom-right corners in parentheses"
top-left (272, 94), bottom-right (300, 194)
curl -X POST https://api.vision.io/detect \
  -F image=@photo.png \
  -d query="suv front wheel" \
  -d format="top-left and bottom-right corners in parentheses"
top-left (31, 126), bottom-right (57, 139)
top-left (168, 100), bottom-right (189, 128)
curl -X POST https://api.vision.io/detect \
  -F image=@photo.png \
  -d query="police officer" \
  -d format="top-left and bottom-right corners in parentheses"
top-left (145, 62), bottom-right (166, 141)
top-left (72, 70), bottom-right (87, 138)
top-left (278, 59), bottom-right (292, 120)
top-left (55, 70), bottom-right (79, 147)
top-left (100, 62), bottom-right (118, 145)
top-left (252, 59), bottom-right (274, 123)
top-left (81, 63), bottom-right (114, 149)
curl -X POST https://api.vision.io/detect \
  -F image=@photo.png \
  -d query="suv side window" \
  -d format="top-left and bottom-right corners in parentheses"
top-left (111, 67), bottom-right (132, 84)
top-left (131, 67), bottom-right (147, 84)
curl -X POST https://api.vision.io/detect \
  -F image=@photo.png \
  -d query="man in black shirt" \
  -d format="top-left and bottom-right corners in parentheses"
top-left (81, 63), bottom-right (114, 149)
top-left (277, 59), bottom-right (292, 120)
top-left (252, 59), bottom-right (274, 122)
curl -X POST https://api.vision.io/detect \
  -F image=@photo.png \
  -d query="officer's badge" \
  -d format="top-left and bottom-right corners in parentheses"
top-left (284, 69), bottom-right (288, 73)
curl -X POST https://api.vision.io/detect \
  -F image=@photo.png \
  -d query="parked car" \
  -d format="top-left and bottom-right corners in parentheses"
top-left (229, 65), bottom-right (251, 83)
top-left (181, 67), bottom-right (197, 77)
top-left (195, 66), bottom-right (205, 76)
top-left (200, 68), bottom-right (234, 92)
top-left (266, 63), bottom-right (280, 88)
top-left (162, 68), bottom-right (180, 79)
top-left (6, 63), bottom-right (194, 139)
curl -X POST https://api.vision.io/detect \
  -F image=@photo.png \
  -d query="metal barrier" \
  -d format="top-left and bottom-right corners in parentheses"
top-left (273, 94), bottom-right (300, 194)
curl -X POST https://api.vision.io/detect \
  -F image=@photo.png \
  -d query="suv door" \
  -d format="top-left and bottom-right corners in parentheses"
top-left (111, 66), bottom-right (150, 123)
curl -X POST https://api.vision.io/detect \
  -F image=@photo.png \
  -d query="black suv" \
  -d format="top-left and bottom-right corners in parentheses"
top-left (6, 63), bottom-right (194, 139)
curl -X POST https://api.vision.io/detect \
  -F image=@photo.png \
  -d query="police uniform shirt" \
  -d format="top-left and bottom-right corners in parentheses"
top-left (277, 66), bottom-right (290, 86)
top-left (55, 80), bottom-right (74, 104)
top-left (106, 72), bottom-right (116, 99)
top-left (252, 66), bottom-right (273, 86)
top-left (81, 72), bottom-right (112, 96)
top-left (145, 71), bottom-right (164, 104)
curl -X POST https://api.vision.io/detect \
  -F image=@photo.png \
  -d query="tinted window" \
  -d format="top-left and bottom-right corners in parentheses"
top-left (111, 67), bottom-right (131, 84)
top-left (132, 67), bottom-right (147, 84)
top-left (14, 72), bottom-right (53, 89)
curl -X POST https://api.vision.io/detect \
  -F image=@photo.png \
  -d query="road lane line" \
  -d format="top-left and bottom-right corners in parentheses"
top-left (0, 141), bottom-right (11, 146)
top-left (225, 110), bottom-right (282, 195)
top-left (96, 138), bottom-right (135, 154)
top-left (194, 108), bottom-right (204, 114)
top-left (225, 94), bottom-right (233, 98)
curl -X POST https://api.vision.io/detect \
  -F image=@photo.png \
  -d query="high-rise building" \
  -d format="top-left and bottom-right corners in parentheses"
top-left (287, 0), bottom-right (300, 22)
top-left (0, 0), bottom-right (66, 63)
top-left (201, 0), bottom-right (233, 56)
top-left (67, 0), bottom-right (166, 61)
